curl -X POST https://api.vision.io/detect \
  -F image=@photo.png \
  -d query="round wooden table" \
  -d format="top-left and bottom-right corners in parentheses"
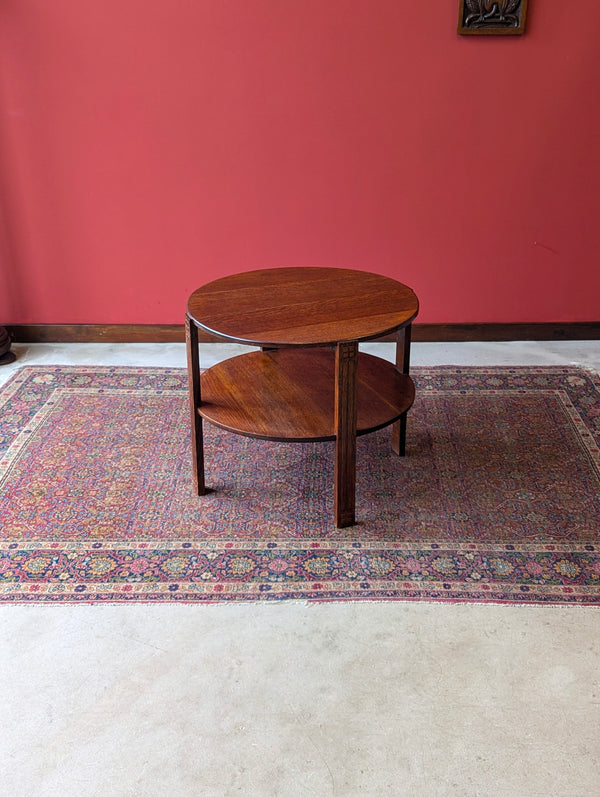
top-left (186, 267), bottom-right (419, 527)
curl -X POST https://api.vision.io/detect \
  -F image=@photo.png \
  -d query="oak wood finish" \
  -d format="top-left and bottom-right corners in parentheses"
top-left (185, 315), bottom-right (205, 496)
top-left (392, 324), bottom-right (412, 456)
top-left (334, 341), bottom-right (359, 528)
top-left (186, 267), bottom-right (419, 528)
top-left (187, 267), bottom-right (419, 347)
top-left (199, 349), bottom-right (415, 441)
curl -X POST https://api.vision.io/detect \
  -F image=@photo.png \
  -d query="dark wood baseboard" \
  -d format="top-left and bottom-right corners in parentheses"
top-left (6, 322), bottom-right (600, 344)
top-left (7, 324), bottom-right (187, 343)
top-left (412, 322), bottom-right (600, 342)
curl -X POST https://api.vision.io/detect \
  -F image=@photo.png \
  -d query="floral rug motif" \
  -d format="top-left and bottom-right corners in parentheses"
top-left (1, 365), bottom-right (599, 604)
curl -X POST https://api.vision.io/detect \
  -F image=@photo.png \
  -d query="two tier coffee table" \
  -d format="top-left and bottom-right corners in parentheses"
top-left (185, 267), bottom-right (419, 527)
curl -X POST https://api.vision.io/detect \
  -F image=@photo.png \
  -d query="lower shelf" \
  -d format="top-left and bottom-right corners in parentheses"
top-left (199, 348), bottom-right (415, 442)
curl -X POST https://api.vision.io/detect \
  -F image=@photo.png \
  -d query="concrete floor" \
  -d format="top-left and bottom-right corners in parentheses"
top-left (1, 341), bottom-right (599, 796)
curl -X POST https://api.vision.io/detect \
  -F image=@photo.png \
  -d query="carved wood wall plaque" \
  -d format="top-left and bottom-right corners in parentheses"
top-left (458, 0), bottom-right (528, 35)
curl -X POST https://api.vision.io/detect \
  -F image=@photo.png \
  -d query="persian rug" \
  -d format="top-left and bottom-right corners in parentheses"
top-left (0, 365), bottom-right (599, 605)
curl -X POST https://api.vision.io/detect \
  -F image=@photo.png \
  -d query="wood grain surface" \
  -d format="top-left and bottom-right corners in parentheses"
top-left (187, 267), bottom-right (419, 346)
top-left (198, 348), bottom-right (415, 441)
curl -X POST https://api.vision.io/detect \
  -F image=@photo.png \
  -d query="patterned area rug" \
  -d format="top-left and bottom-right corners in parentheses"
top-left (1, 365), bottom-right (599, 604)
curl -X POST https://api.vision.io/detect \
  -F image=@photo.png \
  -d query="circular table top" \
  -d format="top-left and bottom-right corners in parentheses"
top-left (187, 267), bottom-right (419, 347)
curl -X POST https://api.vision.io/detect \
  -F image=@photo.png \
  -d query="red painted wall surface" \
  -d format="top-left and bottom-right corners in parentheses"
top-left (0, 0), bottom-right (598, 324)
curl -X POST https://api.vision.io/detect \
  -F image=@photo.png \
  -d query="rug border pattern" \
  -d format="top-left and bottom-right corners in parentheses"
top-left (1, 364), bottom-right (599, 605)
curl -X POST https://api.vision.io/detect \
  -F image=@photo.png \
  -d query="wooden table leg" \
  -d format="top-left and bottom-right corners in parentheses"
top-left (334, 340), bottom-right (358, 527)
top-left (392, 324), bottom-right (412, 456)
top-left (185, 314), bottom-right (206, 495)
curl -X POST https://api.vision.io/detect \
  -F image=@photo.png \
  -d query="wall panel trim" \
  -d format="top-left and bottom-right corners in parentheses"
top-left (7, 323), bottom-right (600, 344)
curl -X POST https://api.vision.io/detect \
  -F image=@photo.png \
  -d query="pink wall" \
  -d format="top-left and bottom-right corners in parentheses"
top-left (0, 0), bottom-right (598, 325)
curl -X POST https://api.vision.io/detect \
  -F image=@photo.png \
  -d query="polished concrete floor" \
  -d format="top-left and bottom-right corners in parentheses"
top-left (1, 341), bottom-right (599, 796)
